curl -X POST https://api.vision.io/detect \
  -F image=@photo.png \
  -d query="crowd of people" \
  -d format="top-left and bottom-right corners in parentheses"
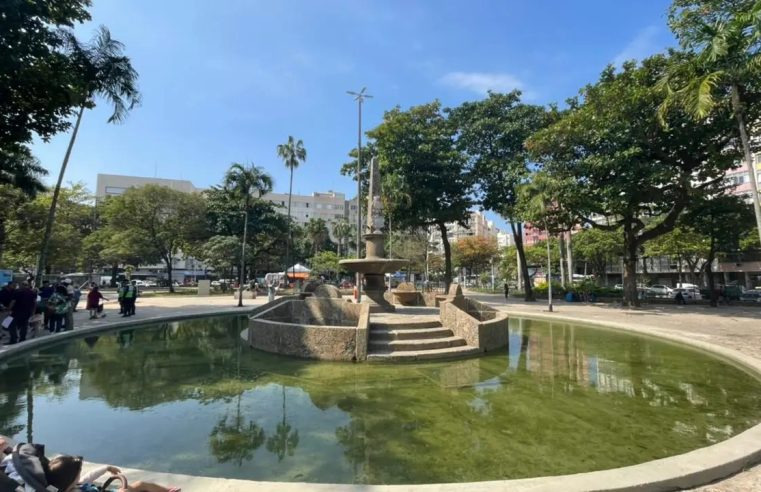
top-left (0, 279), bottom-right (140, 347)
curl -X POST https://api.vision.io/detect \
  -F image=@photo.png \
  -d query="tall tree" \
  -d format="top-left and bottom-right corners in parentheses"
top-left (572, 228), bottom-right (623, 286)
top-left (0, 149), bottom-right (47, 263)
top-left (682, 194), bottom-right (755, 305)
top-left (528, 55), bottom-right (738, 306)
top-left (448, 91), bottom-right (554, 301)
top-left (276, 136), bottom-right (307, 277)
top-left (0, 0), bottom-right (91, 160)
top-left (221, 163), bottom-right (273, 306)
top-left (101, 185), bottom-right (206, 292)
top-left (369, 101), bottom-right (472, 289)
top-left (663, 0), bottom-right (761, 247)
top-left (331, 219), bottom-right (352, 257)
top-left (451, 236), bottom-right (499, 279)
top-left (304, 218), bottom-right (330, 256)
top-left (36, 26), bottom-right (140, 286)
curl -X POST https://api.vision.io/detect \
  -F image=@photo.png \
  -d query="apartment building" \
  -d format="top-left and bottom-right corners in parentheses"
top-left (262, 191), bottom-right (348, 241)
top-left (95, 173), bottom-right (201, 199)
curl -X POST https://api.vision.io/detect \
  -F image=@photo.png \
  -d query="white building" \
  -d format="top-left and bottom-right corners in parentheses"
top-left (263, 191), bottom-right (349, 241)
top-left (497, 231), bottom-right (514, 249)
top-left (95, 174), bottom-right (201, 199)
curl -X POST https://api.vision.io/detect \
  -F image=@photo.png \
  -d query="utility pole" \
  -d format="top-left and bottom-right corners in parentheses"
top-left (347, 87), bottom-right (372, 303)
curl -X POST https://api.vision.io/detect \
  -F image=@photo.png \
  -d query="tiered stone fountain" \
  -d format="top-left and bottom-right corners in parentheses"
top-left (339, 157), bottom-right (407, 313)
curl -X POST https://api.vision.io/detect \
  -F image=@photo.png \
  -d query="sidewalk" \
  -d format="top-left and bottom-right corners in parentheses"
top-left (1, 294), bottom-right (268, 352)
top-left (467, 291), bottom-right (761, 492)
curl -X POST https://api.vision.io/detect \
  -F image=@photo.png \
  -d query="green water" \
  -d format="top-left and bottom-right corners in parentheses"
top-left (1, 315), bottom-right (760, 484)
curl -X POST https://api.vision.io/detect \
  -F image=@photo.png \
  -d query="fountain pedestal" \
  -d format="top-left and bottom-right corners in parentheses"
top-left (339, 233), bottom-right (408, 313)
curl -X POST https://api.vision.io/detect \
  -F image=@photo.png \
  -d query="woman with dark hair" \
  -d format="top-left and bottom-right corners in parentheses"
top-left (46, 285), bottom-right (70, 334)
top-left (46, 455), bottom-right (179, 492)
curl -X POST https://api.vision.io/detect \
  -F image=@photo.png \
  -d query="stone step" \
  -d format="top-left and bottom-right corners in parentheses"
top-left (368, 336), bottom-right (466, 352)
top-left (369, 319), bottom-right (442, 330)
top-left (366, 345), bottom-right (482, 363)
top-left (369, 326), bottom-right (453, 341)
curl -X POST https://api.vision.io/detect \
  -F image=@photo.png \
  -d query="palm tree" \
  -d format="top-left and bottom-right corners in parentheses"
top-left (265, 385), bottom-right (299, 461)
top-left (660, 2), bottom-right (761, 248)
top-left (305, 218), bottom-right (329, 255)
top-left (276, 136), bottom-right (307, 283)
top-left (223, 163), bottom-right (274, 307)
top-left (332, 219), bottom-right (352, 256)
top-left (35, 27), bottom-right (141, 286)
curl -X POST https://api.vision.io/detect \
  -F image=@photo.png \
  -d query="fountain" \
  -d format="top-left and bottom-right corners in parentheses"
top-left (339, 156), bottom-right (408, 313)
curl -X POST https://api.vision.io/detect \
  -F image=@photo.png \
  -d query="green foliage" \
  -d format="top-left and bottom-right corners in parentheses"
top-left (4, 183), bottom-right (94, 273)
top-left (573, 228), bottom-right (623, 284)
top-left (452, 236), bottom-right (499, 275)
top-left (528, 54), bottom-right (738, 305)
top-left (369, 101), bottom-right (472, 287)
top-left (100, 185), bottom-right (207, 286)
top-left (308, 250), bottom-right (341, 277)
top-left (0, 0), bottom-right (92, 157)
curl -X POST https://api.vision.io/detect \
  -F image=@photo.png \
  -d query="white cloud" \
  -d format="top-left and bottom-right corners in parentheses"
top-left (613, 26), bottom-right (660, 66)
top-left (439, 71), bottom-right (527, 95)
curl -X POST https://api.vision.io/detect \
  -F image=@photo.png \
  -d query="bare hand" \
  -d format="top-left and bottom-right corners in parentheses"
top-left (106, 465), bottom-right (121, 474)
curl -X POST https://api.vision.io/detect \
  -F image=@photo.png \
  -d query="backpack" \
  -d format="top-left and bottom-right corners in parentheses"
top-left (0, 443), bottom-right (54, 492)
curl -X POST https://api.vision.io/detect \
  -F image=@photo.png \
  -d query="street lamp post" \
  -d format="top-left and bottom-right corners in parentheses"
top-left (347, 87), bottom-right (372, 303)
top-left (238, 208), bottom-right (248, 308)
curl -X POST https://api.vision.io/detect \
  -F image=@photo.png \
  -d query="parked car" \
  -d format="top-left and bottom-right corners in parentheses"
top-left (740, 289), bottom-right (761, 302)
top-left (673, 287), bottom-right (701, 301)
top-left (613, 284), bottom-right (623, 290)
top-left (646, 285), bottom-right (673, 298)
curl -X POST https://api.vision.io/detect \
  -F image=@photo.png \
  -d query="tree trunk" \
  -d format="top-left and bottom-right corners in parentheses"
top-left (566, 231), bottom-right (574, 284)
top-left (166, 257), bottom-right (174, 293)
top-left (558, 234), bottom-right (565, 288)
top-left (285, 166), bottom-right (294, 285)
top-left (438, 221), bottom-right (453, 291)
top-left (110, 263), bottom-right (118, 287)
top-left (238, 209), bottom-right (248, 307)
top-left (730, 84), bottom-right (761, 248)
top-left (35, 104), bottom-right (85, 286)
top-left (706, 253), bottom-right (717, 307)
top-left (622, 227), bottom-right (640, 307)
top-left (511, 222), bottom-right (535, 301)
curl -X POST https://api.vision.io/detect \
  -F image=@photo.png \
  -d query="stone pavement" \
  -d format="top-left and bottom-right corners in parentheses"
top-left (1, 293), bottom-right (268, 353)
top-left (466, 291), bottom-right (761, 492)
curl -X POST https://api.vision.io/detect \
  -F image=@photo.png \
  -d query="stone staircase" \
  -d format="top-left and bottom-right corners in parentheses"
top-left (367, 312), bottom-right (480, 362)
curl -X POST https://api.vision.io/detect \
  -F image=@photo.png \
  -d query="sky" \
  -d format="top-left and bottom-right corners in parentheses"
top-left (31, 0), bottom-right (676, 230)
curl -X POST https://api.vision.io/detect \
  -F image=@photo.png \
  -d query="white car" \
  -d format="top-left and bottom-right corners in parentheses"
top-left (646, 285), bottom-right (673, 297)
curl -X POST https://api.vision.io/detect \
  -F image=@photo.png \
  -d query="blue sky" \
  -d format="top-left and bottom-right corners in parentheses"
top-left (32, 0), bottom-right (675, 229)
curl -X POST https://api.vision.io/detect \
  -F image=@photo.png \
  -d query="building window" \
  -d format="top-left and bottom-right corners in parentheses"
top-left (305, 203), bottom-right (310, 208)
top-left (105, 186), bottom-right (127, 195)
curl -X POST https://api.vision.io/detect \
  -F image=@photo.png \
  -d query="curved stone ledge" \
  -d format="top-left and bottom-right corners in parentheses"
top-left (248, 298), bottom-right (370, 361)
top-left (1, 303), bottom-right (760, 491)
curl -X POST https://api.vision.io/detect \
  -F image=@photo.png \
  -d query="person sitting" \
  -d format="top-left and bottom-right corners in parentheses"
top-left (46, 455), bottom-right (180, 492)
top-left (86, 284), bottom-right (109, 320)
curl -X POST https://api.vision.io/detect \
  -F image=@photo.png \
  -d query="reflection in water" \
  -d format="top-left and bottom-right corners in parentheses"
top-left (0, 315), bottom-right (760, 485)
top-left (265, 386), bottom-right (299, 462)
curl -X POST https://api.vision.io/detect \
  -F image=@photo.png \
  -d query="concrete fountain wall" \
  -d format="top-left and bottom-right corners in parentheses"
top-left (248, 298), bottom-right (370, 361)
top-left (439, 295), bottom-right (509, 352)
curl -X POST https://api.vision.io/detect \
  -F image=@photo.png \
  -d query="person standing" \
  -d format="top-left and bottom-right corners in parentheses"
top-left (6, 282), bottom-right (37, 344)
top-left (504, 281), bottom-right (510, 302)
top-left (117, 280), bottom-right (126, 314)
top-left (47, 286), bottom-right (69, 333)
top-left (122, 281), bottom-right (136, 317)
top-left (128, 280), bottom-right (139, 316)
